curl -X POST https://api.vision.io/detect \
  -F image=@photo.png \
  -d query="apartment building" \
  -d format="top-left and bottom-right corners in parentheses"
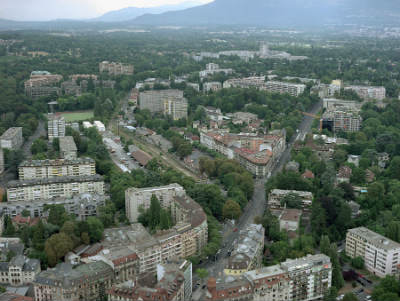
top-left (200, 130), bottom-right (286, 177)
top-left (323, 98), bottom-right (363, 111)
top-left (204, 81), bottom-right (222, 92)
top-left (59, 136), bottom-right (78, 159)
top-left (345, 85), bottom-right (386, 101)
top-left (25, 72), bottom-right (63, 99)
top-left (7, 174), bottom-right (104, 202)
top-left (139, 90), bottom-right (188, 120)
top-left (34, 261), bottom-right (114, 301)
top-left (264, 81), bottom-right (306, 97)
top-left (125, 184), bottom-right (185, 223)
top-left (25, 86), bottom-right (61, 99)
top-left (346, 227), bottom-right (400, 277)
top-left (47, 114), bottom-right (65, 141)
top-left (322, 110), bottom-right (362, 133)
top-left (224, 224), bottom-right (265, 276)
top-left (199, 63), bottom-right (233, 78)
top-left (69, 74), bottom-right (98, 82)
top-left (108, 261), bottom-right (190, 301)
top-left (0, 127), bottom-right (23, 150)
top-left (0, 255), bottom-right (40, 286)
top-left (18, 158), bottom-right (95, 180)
top-left (0, 193), bottom-right (107, 220)
top-left (268, 189), bottom-right (313, 210)
top-left (207, 254), bottom-right (331, 301)
top-left (223, 76), bottom-right (266, 89)
top-left (99, 61), bottom-right (134, 76)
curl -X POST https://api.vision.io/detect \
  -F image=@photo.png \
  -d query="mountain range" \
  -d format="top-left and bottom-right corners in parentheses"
top-left (1, 0), bottom-right (400, 30)
top-left (93, 1), bottom-right (205, 23)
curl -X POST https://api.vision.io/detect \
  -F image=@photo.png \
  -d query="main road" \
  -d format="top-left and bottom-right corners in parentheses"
top-left (199, 100), bottom-right (323, 282)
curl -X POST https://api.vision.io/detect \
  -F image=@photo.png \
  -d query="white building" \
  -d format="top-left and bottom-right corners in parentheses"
top-left (346, 227), bottom-right (400, 277)
top-left (94, 121), bottom-right (106, 132)
top-left (0, 255), bottom-right (41, 286)
top-left (203, 81), bottom-right (222, 92)
top-left (83, 121), bottom-right (93, 129)
top-left (345, 85), bottom-right (386, 101)
top-left (199, 63), bottom-right (233, 78)
top-left (48, 114), bottom-right (66, 141)
top-left (264, 81), bottom-right (306, 97)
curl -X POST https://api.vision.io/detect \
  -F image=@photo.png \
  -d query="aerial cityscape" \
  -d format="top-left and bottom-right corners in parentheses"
top-left (0, 0), bottom-right (400, 300)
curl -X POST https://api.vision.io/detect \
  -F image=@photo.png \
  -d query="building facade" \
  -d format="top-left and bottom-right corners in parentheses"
top-left (346, 227), bottom-right (400, 277)
top-left (18, 158), bottom-right (95, 180)
top-left (264, 81), bottom-right (306, 97)
top-left (268, 189), bottom-right (313, 210)
top-left (139, 90), bottom-right (188, 120)
top-left (47, 114), bottom-right (66, 141)
top-left (99, 61), bottom-right (134, 76)
top-left (344, 85), bottom-right (386, 101)
top-left (0, 255), bottom-right (40, 286)
top-left (0, 193), bottom-right (107, 220)
top-left (0, 127), bottom-right (23, 150)
top-left (7, 175), bottom-right (104, 202)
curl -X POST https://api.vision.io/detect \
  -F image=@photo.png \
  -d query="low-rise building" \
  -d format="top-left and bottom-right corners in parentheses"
top-left (18, 158), bottom-right (95, 180)
top-left (0, 193), bottom-right (107, 220)
top-left (0, 128), bottom-right (23, 150)
top-left (7, 175), bottom-right (104, 202)
top-left (346, 227), bottom-right (400, 277)
top-left (268, 189), bottom-right (313, 210)
top-left (230, 112), bottom-right (258, 125)
top-left (279, 208), bottom-right (302, 232)
top-left (34, 262), bottom-right (114, 301)
top-left (94, 121), bottom-right (106, 132)
top-left (223, 76), bottom-right (265, 89)
top-left (337, 166), bottom-right (352, 183)
top-left (47, 114), bottom-right (65, 141)
top-left (0, 255), bottom-right (40, 286)
top-left (263, 81), bottom-right (306, 97)
top-left (59, 136), bottom-right (78, 159)
top-left (199, 63), bottom-right (233, 78)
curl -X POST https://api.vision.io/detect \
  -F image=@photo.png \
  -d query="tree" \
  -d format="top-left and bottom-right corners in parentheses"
top-left (342, 293), bottom-right (358, 301)
top-left (196, 268), bottom-right (208, 281)
top-left (320, 235), bottom-right (331, 256)
top-left (329, 243), bottom-right (344, 289)
top-left (3, 216), bottom-right (15, 237)
top-left (372, 276), bottom-right (400, 301)
top-left (159, 210), bottom-right (172, 230)
top-left (32, 220), bottom-right (46, 251)
top-left (323, 287), bottom-right (338, 301)
top-left (86, 217), bottom-right (104, 243)
top-left (45, 233), bottom-right (74, 267)
top-left (351, 257), bottom-right (364, 269)
top-left (222, 199), bottom-right (242, 220)
top-left (149, 194), bottom-right (161, 230)
top-left (31, 138), bottom-right (48, 154)
top-left (47, 205), bottom-right (69, 227)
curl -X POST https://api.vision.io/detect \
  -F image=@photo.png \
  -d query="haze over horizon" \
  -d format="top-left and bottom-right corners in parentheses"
top-left (0, 0), bottom-right (213, 22)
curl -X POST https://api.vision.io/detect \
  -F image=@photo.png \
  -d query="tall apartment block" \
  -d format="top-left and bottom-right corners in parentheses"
top-left (48, 114), bottom-right (66, 141)
top-left (7, 175), bottom-right (104, 202)
top-left (264, 81), bottom-right (306, 97)
top-left (346, 227), bottom-right (400, 277)
top-left (18, 158), bottom-right (95, 180)
top-left (345, 85), bottom-right (386, 101)
top-left (139, 89), bottom-right (188, 120)
top-left (0, 127), bottom-right (23, 150)
top-left (99, 61), bottom-right (134, 76)
top-left (25, 72), bottom-right (63, 99)
top-left (322, 110), bottom-right (362, 133)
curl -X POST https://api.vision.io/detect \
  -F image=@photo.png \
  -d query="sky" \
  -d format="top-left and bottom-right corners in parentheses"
top-left (0, 0), bottom-right (213, 21)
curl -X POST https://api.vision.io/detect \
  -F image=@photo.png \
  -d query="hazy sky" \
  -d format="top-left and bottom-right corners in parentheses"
top-left (1, 0), bottom-right (213, 21)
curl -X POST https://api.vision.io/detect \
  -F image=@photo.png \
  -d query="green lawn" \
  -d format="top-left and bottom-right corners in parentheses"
top-left (59, 111), bottom-right (94, 122)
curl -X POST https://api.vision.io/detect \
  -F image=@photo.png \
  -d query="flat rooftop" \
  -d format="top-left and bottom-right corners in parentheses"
top-left (348, 227), bottom-right (400, 251)
top-left (8, 174), bottom-right (103, 188)
top-left (59, 136), bottom-right (78, 152)
top-left (0, 127), bottom-right (22, 140)
top-left (19, 157), bottom-right (94, 167)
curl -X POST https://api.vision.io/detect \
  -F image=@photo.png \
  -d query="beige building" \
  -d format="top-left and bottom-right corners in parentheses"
top-left (34, 262), bottom-right (114, 301)
top-left (47, 114), bottom-right (65, 141)
top-left (18, 158), bottom-right (95, 180)
top-left (204, 81), bottom-right (222, 92)
top-left (99, 61), bottom-right (134, 76)
top-left (25, 72), bottom-right (63, 99)
top-left (346, 227), bottom-right (400, 277)
top-left (139, 90), bottom-right (188, 120)
top-left (0, 127), bottom-right (23, 150)
top-left (0, 148), bottom-right (4, 175)
top-left (59, 136), bottom-right (78, 159)
top-left (0, 255), bottom-right (40, 286)
top-left (7, 174), bottom-right (104, 202)
top-left (345, 85), bottom-right (386, 101)
top-left (223, 76), bottom-right (266, 89)
top-left (264, 81), bottom-right (306, 97)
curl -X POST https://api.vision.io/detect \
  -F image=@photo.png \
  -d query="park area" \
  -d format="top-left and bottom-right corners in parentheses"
top-left (59, 110), bottom-right (94, 122)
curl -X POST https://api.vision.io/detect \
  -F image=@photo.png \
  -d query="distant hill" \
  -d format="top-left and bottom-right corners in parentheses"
top-left (132, 0), bottom-right (400, 27)
top-left (93, 1), bottom-right (204, 22)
